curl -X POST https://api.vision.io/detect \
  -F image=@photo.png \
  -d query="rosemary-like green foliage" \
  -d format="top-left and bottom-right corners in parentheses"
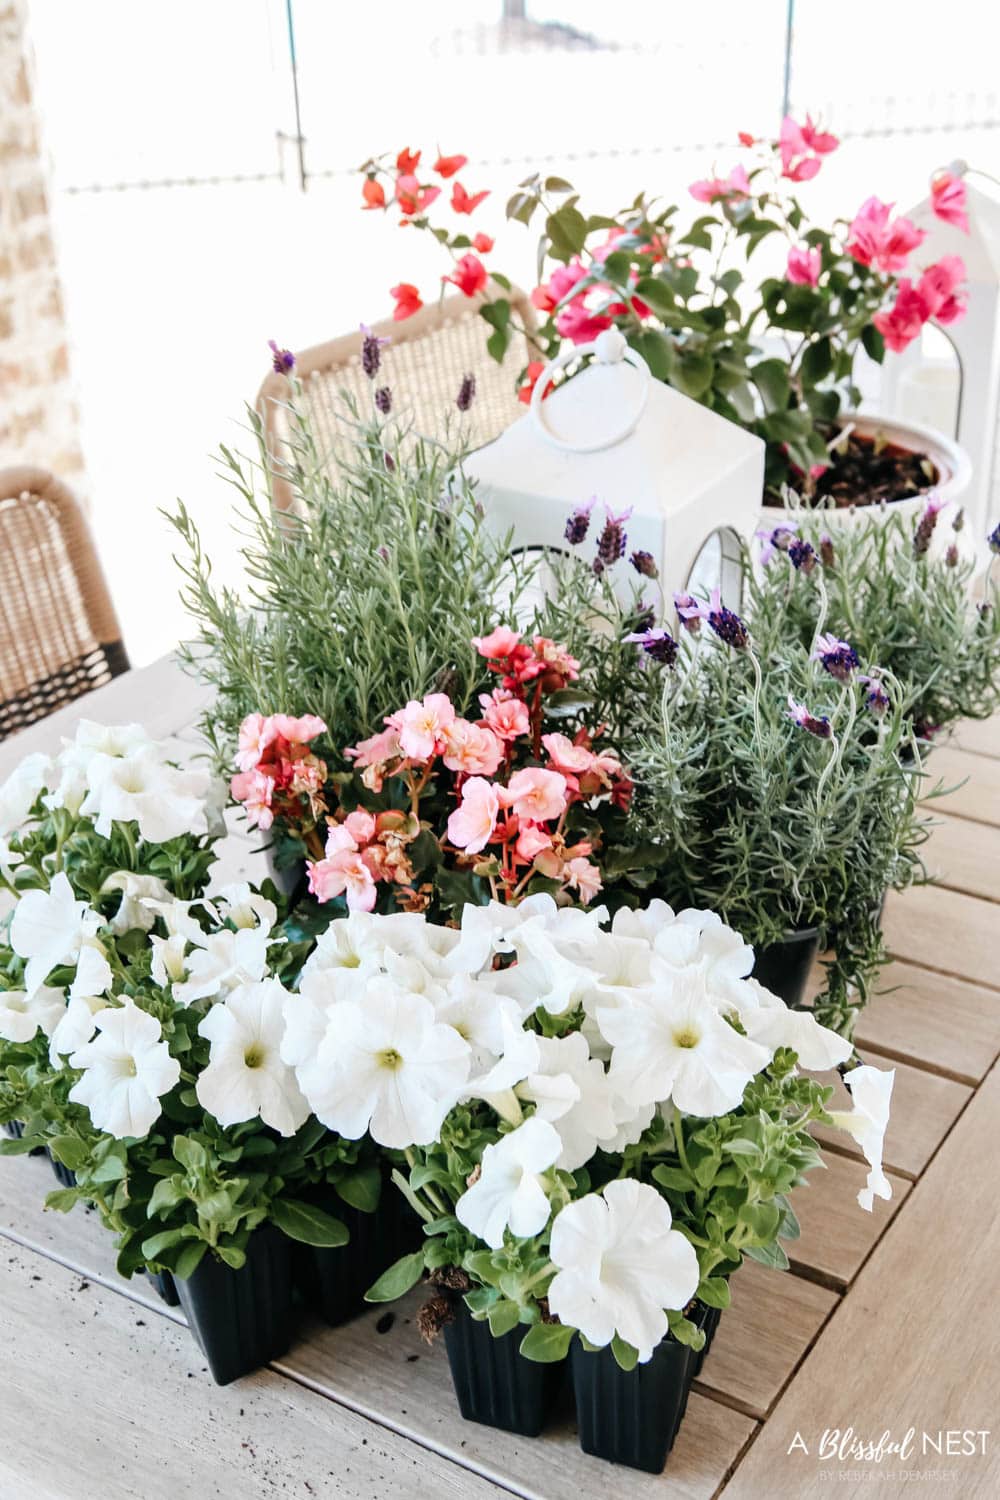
top-left (633, 556), bottom-right (937, 1035)
top-left (754, 503), bottom-right (1000, 736)
top-left (168, 391), bottom-right (530, 771)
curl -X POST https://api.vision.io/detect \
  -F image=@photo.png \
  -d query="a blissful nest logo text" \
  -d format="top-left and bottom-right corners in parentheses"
top-left (786, 1427), bottom-right (990, 1483)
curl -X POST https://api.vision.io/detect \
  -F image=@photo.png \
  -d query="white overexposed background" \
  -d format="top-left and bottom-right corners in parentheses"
top-left (22, 0), bottom-right (1000, 663)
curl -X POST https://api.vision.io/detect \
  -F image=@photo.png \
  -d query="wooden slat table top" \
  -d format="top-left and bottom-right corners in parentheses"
top-left (1, 656), bottom-right (998, 1497)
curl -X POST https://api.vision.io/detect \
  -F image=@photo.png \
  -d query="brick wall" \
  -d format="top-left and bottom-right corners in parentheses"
top-left (0, 0), bottom-right (84, 485)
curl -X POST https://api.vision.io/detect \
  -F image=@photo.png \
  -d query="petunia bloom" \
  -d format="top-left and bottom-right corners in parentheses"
top-left (197, 979), bottom-right (309, 1137)
top-left (827, 1064), bottom-right (895, 1211)
top-left (0, 985), bottom-right (65, 1044)
top-left (455, 1115), bottom-right (562, 1249)
top-left (10, 871), bottom-right (101, 997)
top-left (69, 1000), bottom-right (180, 1139)
top-left (548, 1180), bottom-right (700, 1362)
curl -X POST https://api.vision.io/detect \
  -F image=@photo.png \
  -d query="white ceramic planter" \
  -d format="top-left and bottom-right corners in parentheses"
top-left (759, 411), bottom-right (974, 563)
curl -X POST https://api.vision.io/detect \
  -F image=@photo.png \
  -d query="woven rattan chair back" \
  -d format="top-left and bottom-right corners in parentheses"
top-left (0, 467), bottom-right (129, 741)
top-left (257, 286), bottom-right (538, 513)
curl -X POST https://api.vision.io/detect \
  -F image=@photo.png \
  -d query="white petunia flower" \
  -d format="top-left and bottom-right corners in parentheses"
top-left (462, 999), bottom-right (543, 1101)
top-left (828, 1064), bottom-right (895, 1212)
top-left (10, 871), bottom-right (100, 996)
top-left (69, 942), bottom-right (113, 1005)
top-left (46, 721), bottom-right (156, 815)
top-left (298, 977), bottom-right (471, 1148)
top-left (548, 1179), bottom-right (700, 1362)
top-left (102, 872), bottom-right (173, 935)
top-left (600, 968), bottom-right (771, 1116)
top-left (0, 752), bottom-right (52, 834)
top-left (734, 980), bottom-right (853, 1071)
top-left (280, 967), bottom-right (359, 1072)
top-left (0, 985), bottom-right (65, 1043)
top-left (49, 992), bottom-right (104, 1067)
top-left (150, 933), bottom-right (188, 989)
top-left (196, 979), bottom-right (309, 1137)
top-left (300, 910), bottom-right (437, 983)
top-left (216, 882), bottom-right (277, 934)
top-left (518, 1032), bottom-right (619, 1171)
top-left (172, 926), bottom-right (270, 1005)
top-left (80, 748), bottom-right (211, 844)
top-left (652, 908), bottom-right (755, 1001)
top-left (0, 833), bottom-right (22, 883)
top-left (69, 999), bottom-right (180, 1138)
top-left (610, 899), bottom-right (677, 943)
top-left (455, 1116), bottom-right (562, 1249)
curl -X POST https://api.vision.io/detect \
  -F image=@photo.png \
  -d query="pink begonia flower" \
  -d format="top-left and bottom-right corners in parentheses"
top-left (541, 732), bottom-right (595, 775)
top-left (308, 850), bottom-right (377, 911)
top-left (916, 255), bottom-right (967, 325)
top-left (931, 170), bottom-right (969, 233)
top-left (786, 245), bottom-right (821, 287)
top-left (396, 693), bottom-right (456, 761)
top-left (689, 164), bottom-right (751, 203)
top-left (270, 713), bottom-right (327, 745)
top-left (441, 719), bottom-right (505, 777)
top-left (481, 693), bottom-right (530, 741)
top-left (501, 767), bottom-right (568, 824)
top-left (344, 809), bottom-right (377, 845)
top-left (564, 856), bottom-right (603, 904)
top-left (516, 823), bottom-right (553, 862)
top-left (533, 637), bottom-right (581, 683)
top-left (473, 626), bottom-right (521, 660)
top-left (236, 713), bottom-right (276, 772)
top-left (288, 758), bottom-right (324, 796)
top-left (845, 197), bottom-right (926, 273)
top-left (345, 725), bottom-right (402, 769)
top-left (324, 823), bottom-right (358, 856)
top-left (447, 777), bottom-right (501, 854)
top-left (230, 769), bottom-right (274, 830)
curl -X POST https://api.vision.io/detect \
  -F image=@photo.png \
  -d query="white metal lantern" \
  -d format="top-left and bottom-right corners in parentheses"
top-left (879, 167), bottom-right (1000, 535)
top-left (465, 328), bottom-right (765, 613)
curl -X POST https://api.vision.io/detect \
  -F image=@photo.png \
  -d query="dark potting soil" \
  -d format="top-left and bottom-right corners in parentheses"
top-left (766, 428), bottom-right (939, 510)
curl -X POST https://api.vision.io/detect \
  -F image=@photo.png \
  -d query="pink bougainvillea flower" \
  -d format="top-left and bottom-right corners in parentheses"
top-left (916, 255), bottom-right (968, 325)
top-left (786, 245), bottom-right (821, 287)
top-left (517, 360), bottom-right (554, 405)
top-left (473, 626), bottom-right (522, 660)
top-left (874, 280), bottom-right (929, 351)
top-left (845, 197), bottom-right (926, 273)
top-left (738, 130), bottom-right (756, 147)
top-left (800, 115), bottom-right (839, 154)
top-left (689, 164), bottom-right (751, 203)
top-left (396, 147), bottom-right (421, 175)
top-left (515, 823), bottom-right (553, 862)
top-left (532, 258), bottom-right (589, 313)
top-left (447, 777), bottom-right (501, 853)
top-left (270, 713), bottom-right (327, 746)
top-left (556, 300), bottom-right (614, 345)
top-left (390, 282), bottom-right (423, 320)
top-left (444, 252), bottom-right (488, 297)
top-left (541, 732), bottom-right (595, 775)
top-left (779, 115), bottom-right (835, 182)
top-left (433, 152), bottom-right (467, 178)
top-left (396, 174), bottom-right (440, 216)
top-left (441, 719), bottom-right (505, 777)
top-left (396, 693), bottom-right (456, 761)
top-left (236, 713), bottom-right (276, 772)
top-left (931, 170), bottom-right (969, 233)
top-left (362, 178), bottom-right (386, 210)
top-left (501, 766), bottom-right (568, 824)
top-left (451, 181), bottom-right (490, 215)
top-left (230, 769), bottom-right (274, 830)
top-left (564, 856), bottom-right (603, 904)
top-left (472, 231), bottom-right (494, 254)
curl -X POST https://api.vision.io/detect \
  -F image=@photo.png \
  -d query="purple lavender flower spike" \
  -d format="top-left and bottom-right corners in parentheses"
top-left (624, 627), bottom-right (679, 667)
top-left (787, 538), bottom-right (817, 574)
top-left (456, 373), bottom-right (476, 412)
top-left (674, 591), bottom-right (707, 634)
top-left (707, 588), bottom-right (750, 650)
top-left (988, 522), bottom-right (1000, 555)
top-left (858, 675), bottom-right (890, 718)
top-left (787, 695), bottom-right (832, 739)
top-left (945, 543), bottom-right (959, 568)
top-left (375, 386), bottom-right (392, 414)
top-left (564, 498), bottom-right (595, 546)
top-left (268, 340), bottom-right (295, 375)
top-left (819, 534), bottom-right (836, 570)
top-left (629, 549), bottom-right (659, 579)
top-left (360, 323), bottom-right (390, 380)
top-left (595, 503), bottom-right (633, 568)
top-left (913, 493), bottom-right (948, 556)
top-left (756, 519), bottom-right (798, 566)
top-left (813, 631), bottom-right (860, 682)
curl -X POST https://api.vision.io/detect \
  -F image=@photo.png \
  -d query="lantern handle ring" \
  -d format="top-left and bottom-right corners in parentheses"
top-left (529, 328), bottom-right (651, 453)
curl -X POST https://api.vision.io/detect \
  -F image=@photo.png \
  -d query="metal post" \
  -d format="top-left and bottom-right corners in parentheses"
top-left (284, 0), bottom-right (307, 192)
top-left (781, 0), bottom-right (795, 121)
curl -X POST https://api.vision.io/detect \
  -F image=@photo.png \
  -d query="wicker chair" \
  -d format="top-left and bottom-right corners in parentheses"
top-left (0, 467), bottom-right (129, 741)
top-left (256, 286), bottom-right (538, 512)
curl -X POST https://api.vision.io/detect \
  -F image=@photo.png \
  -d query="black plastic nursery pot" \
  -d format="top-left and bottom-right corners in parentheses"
top-left (46, 1149), bottom-right (76, 1188)
top-left (444, 1304), bottom-right (564, 1438)
top-left (175, 1223), bottom-right (296, 1385)
top-left (751, 928), bottom-right (821, 1009)
top-left (304, 1191), bottom-right (424, 1328)
top-left (3, 1119), bottom-right (44, 1156)
top-left (145, 1268), bottom-right (180, 1308)
top-left (571, 1332), bottom-right (695, 1474)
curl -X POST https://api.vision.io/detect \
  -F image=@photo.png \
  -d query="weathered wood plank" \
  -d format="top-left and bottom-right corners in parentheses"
top-left (722, 1062), bottom-right (1000, 1499)
top-left (855, 960), bottom-right (1000, 1085)
top-left (927, 744), bottom-right (1000, 827)
top-left (883, 884), bottom-right (1000, 992)
top-left (0, 1241), bottom-right (506, 1500)
top-left (693, 1260), bottom-right (837, 1420)
top-left (951, 714), bottom-right (1000, 759)
top-left (921, 811), bottom-right (1000, 904)
top-left (788, 1150), bottom-right (910, 1292)
top-left (812, 1049), bottom-right (971, 1180)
